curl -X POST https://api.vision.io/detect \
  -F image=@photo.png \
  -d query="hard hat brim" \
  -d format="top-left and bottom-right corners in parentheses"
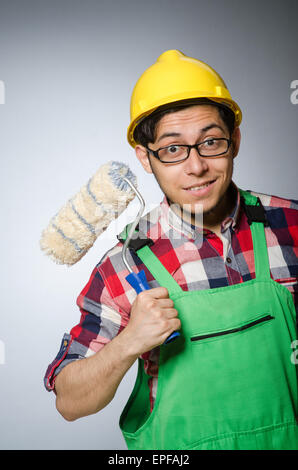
top-left (127, 96), bottom-right (242, 148)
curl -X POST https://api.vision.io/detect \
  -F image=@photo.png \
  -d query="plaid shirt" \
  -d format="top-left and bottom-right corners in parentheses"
top-left (44, 182), bottom-right (298, 411)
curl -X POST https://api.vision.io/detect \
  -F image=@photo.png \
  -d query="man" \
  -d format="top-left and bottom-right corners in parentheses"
top-left (44, 50), bottom-right (298, 450)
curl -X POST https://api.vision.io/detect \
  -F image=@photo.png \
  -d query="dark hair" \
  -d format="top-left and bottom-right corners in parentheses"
top-left (133, 98), bottom-right (235, 147)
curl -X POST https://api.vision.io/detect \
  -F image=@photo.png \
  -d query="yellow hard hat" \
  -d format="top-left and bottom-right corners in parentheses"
top-left (127, 49), bottom-right (242, 148)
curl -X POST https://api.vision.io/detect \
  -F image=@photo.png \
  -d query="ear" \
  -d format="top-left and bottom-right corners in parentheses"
top-left (135, 145), bottom-right (153, 174)
top-left (231, 127), bottom-right (241, 159)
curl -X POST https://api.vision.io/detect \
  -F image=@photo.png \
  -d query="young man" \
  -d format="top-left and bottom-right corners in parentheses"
top-left (44, 50), bottom-right (298, 450)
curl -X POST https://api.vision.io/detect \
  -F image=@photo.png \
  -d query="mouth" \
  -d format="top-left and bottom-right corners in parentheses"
top-left (183, 179), bottom-right (216, 196)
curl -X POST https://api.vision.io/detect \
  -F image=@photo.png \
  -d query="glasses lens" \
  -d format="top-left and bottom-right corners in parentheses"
top-left (158, 145), bottom-right (188, 162)
top-left (199, 138), bottom-right (228, 157)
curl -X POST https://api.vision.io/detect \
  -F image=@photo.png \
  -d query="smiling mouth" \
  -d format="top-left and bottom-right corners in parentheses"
top-left (184, 180), bottom-right (216, 191)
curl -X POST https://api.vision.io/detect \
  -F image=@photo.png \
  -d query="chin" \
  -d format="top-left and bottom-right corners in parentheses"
top-left (191, 198), bottom-right (217, 215)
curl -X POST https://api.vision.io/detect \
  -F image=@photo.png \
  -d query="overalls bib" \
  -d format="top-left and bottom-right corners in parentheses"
top-left (119, 190), bottom-right (298, 450)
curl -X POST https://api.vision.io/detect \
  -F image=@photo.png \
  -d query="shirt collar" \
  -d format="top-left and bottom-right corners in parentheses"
top-left (220, 181), bottom-right (241, 232)
top-left (159, 181), bottom-right (241, 239)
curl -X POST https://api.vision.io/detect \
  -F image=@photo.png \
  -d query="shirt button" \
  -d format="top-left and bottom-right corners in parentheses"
top-left (226, 257), bottom-right (232, 264)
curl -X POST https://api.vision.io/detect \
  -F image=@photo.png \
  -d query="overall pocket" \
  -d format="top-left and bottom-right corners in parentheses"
top-left (190, 314), bottom-right (274, 343)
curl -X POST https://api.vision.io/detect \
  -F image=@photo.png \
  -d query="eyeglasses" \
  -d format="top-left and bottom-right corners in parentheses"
top-left (146, 137), bottom-right (231, 164)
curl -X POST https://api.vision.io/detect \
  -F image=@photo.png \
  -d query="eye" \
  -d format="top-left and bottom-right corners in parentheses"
top-left (166, 145), bottom-right (180, 154)
top-left (204, 139), bottom-right (216, 146)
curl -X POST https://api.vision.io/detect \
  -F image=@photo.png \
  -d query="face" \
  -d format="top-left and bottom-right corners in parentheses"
top-left (135, 104), bottom-right (241, 228)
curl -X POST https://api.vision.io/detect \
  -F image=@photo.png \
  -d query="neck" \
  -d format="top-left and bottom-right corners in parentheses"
top-left (201, 183), bottom-right (236, 232)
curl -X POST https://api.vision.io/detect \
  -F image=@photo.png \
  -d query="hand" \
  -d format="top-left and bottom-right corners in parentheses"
top-left (124, 287), bottom-right (181, 356)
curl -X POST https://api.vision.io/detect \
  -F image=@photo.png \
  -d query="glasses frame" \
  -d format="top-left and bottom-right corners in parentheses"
top-left (146, 137), bottom-right (232, 164)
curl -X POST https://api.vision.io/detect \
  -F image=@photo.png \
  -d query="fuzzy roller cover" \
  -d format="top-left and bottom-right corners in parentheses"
top-left (40, 161), bottom-right (137, 265)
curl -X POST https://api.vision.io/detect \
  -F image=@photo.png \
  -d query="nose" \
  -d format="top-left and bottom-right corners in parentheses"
top-left (184, 146), bottom-right (209, 174)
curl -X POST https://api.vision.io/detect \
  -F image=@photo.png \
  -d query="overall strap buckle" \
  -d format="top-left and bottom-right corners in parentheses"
top-left (117, 225), bottom-right (154, 253)
top-left (241, 196), bottom-right (269, 226)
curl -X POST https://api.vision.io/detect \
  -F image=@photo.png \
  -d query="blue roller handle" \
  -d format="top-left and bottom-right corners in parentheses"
top-left (126, 270), bottom-right (180, 344)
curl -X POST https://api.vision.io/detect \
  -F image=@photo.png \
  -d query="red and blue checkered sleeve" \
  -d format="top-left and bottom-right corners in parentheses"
top-left (44, 264), bottom-right (129, 392)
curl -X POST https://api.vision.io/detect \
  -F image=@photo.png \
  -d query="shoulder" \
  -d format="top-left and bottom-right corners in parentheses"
top-left (93, 202), bottom-right (165, 299)
top-left (244, 189), bottom-right (298, 211)
top-left (95, 241), bottom-right (127, 283)
top-left (95, 201), bottom-right (164, 274)
top-left (241, 189), bottom-right (298, 239)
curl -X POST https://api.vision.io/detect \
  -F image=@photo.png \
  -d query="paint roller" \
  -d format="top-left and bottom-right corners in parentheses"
top-left (40, 161), bottom-right (137, 266)
top-left (40, 160), bottom-right (179, 343)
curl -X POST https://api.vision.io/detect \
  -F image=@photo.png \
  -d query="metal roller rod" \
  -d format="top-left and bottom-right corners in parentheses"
top-left (121, 177), bottom-right (146, 274)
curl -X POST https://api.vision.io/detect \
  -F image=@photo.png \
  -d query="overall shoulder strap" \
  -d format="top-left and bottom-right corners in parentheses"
top-left (118, 225), bottom-right (183, 296)
top-left (239, 189), bottom-right (271, 281)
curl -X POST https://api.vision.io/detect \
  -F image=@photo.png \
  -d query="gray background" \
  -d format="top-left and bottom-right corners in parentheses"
top-left (0, 0), bottom-right (297, 450)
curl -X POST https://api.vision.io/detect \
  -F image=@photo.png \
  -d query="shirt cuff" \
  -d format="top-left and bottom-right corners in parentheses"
top-left (44, 333), bottom-right (73, 392)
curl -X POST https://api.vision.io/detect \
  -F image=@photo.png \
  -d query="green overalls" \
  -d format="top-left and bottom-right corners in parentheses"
top-left (119, 190), bottom-right (298, 450)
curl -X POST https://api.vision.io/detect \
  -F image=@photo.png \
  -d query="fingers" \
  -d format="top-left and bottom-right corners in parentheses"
top-left (127, 286), bottom-right (181, 355)
top-left (147, 286), bottom-right (170, 299)
top-left (154, 297), bottom-right (175, 309)
top-left (164, 307), bottom-right (180, 320)
top-left (134, 287), bottom-right (178, 319)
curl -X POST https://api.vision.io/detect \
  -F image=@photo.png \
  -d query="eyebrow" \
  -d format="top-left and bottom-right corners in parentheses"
top-left (201, 123), bottom-right (225, 134)
top-left (157, 132), bottom-right (181, 143)
top-left (156, 124), bottom-right (226, 143)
